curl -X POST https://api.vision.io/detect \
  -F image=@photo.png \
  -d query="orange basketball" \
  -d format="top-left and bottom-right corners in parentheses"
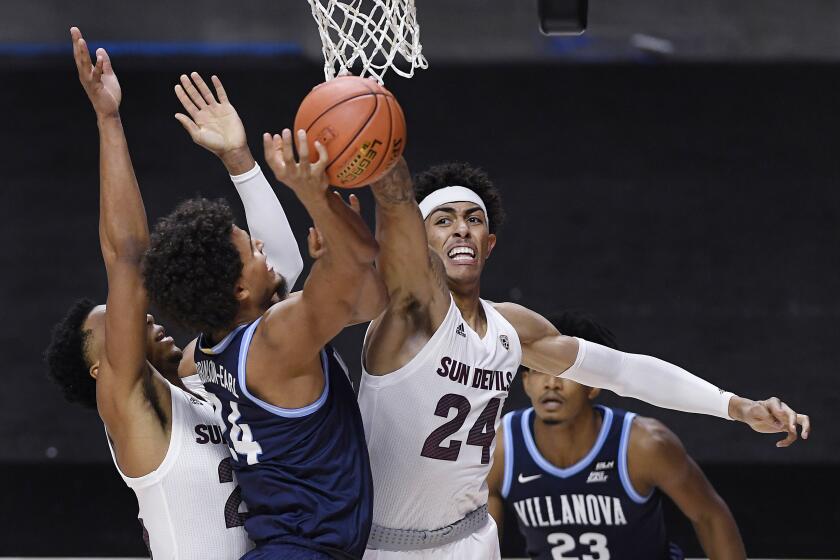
top-left (294, 76), bottom-right (406, 188)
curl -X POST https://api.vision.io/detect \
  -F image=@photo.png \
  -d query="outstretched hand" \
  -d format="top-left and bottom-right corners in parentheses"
top-left (71, 27), bottom-right (121, 117)
top-left (263, 129), bottom-right (329, 203)
top-left (174, 73), bottom-right (246, 157)
top-left (731, 396), bottom-right (811, 447)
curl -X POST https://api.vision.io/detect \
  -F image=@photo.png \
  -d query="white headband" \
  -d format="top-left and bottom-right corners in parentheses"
top-left (418, 186), bottom-right (489, 227)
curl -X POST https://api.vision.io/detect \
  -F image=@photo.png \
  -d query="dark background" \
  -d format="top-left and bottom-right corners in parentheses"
top-left (2, 59), bottom-right (838, 557)
top-left (2, 0), bottom-right (840, 556)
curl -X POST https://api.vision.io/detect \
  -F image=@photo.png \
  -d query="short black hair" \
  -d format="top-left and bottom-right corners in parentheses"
top-left (414, 162), bottom-right (505, 234)
top-left (143, 197), bottom-right (242, 333)
top-left (44, 298), bottom-right (98, 410)
top-left (519, 310), bottom-right (619, 375)
top-left (547, 310), bottom-right (619, 350)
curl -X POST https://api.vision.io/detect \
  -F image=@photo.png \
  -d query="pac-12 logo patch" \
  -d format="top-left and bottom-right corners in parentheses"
top-left (499, 334), bottom-right (510, 350)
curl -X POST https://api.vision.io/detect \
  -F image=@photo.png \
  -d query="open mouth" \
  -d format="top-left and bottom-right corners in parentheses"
top-left (447, 245), bottom-right (476, 262)
top-left (154, 326), bottom-right (172, 343)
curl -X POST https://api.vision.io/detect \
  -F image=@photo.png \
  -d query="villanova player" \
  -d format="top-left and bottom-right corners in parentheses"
top-left (169, 70), bottom-right (309, 396)
top-left (488, 311), bottom-right (747, 559)
top-left (359, 159), bottom-right (809, 559)
top-left (44, 29), bottom-right (271, 558)
top-left (142, 120), bottom-right (387, 558)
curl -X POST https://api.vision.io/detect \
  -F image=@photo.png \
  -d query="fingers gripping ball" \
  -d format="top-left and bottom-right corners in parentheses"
top-left (294, 76), bottom-right (406, 188)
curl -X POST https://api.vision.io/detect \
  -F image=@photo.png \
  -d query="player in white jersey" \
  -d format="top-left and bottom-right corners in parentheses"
top-left (359, 159), bottom-right (810, 559)
top-left (45, 29), bottom-right (303, 558)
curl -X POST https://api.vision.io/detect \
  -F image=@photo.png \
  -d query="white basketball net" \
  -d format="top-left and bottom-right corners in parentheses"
top-left (306, 0), bottom-right (429, 83)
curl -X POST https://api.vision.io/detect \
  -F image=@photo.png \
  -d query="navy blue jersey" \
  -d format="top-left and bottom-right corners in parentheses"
top-left (502, 406), bottom-right (683, 560)
top-left (195, 317), bottom-right (373, 559)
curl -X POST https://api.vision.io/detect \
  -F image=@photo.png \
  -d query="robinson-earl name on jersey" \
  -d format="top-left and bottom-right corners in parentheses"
top-left (195, 359), bottom-right (239, 397)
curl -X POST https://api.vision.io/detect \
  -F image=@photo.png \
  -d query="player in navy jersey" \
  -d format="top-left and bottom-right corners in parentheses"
top-left (488, 311), bottom-right (747, 559)
top-left (143, 103), bottom-right (387, 559)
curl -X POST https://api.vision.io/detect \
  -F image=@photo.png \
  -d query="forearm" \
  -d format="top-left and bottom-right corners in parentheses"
top-left (98, 114), bottom-right (148, 259)
top-left (230, 160), bottom-right (304, 291)
top-left (561, 338), bottom-right (734, 419)
top-left (370, 162), bottom-right (415, 208)
top-left (300, 191), bottom-right (378, 265)
top-left (219, 146), bottom-right (255, 176)
top-left (488, 495), bottom-right (504, 540)
top-left (692, 512), bottom-right (746, 559)
top-left (371, 159), bottom-right (442, 298)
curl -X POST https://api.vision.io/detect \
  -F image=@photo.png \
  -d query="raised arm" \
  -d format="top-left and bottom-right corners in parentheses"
top-left (255, 129), bottom-right (381, 368)
top-left (493, 301), bottom-right (811, 446)
top-left (369, 158), bottom-right (448, 307)
top-left (71, 28), bottom-right (153, 418)
top-left (363, 159), bottom-right (451, 373)
top-left (628, 417), bottom-right (746, 559)
top-left (174, 72), bottom-right (304, 291)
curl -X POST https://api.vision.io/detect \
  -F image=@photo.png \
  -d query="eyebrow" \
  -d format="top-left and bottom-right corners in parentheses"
top-left (432, 205), bottom-right (484, 217)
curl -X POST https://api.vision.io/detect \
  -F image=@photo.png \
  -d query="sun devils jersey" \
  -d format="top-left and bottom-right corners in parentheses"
top-left (502, 406), bottom-right (683, 560)
top-left (359, 297), bottom-right (522, 531)
top-left (195, 317), bottom-right (373, 559)
top-left (106, 382), bottom-right (253, 560)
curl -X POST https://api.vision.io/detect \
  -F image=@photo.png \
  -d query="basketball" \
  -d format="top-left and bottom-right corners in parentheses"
top-left (294, 75), bottom-right (406, 188)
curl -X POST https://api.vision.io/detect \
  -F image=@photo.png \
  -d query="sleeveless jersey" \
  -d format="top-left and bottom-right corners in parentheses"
top-left (359, 297), bottom-right (522, 530)
top-left (195, 317), bottom-right (373, 559)
top-left (502, 406), bottom-right (683, 560)
top-left (106, 381), bottom-right (253, 559)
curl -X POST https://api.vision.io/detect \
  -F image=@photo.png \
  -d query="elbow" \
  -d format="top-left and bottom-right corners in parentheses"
top-left (103, 236), bottom-right (148, 265)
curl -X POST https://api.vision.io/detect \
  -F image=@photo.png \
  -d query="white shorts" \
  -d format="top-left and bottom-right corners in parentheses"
top-left (362, 516), bottom-right (501, 560)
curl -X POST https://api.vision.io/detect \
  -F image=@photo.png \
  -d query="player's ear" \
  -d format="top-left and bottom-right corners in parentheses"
top-left (88, 361), bottom-right (101, 380)
top-left (587, 387), bottom-right (601, 400)
top-left (486, 233), bottom-right (497, 258)
top-left (234, 282), bottom-right (250, 303)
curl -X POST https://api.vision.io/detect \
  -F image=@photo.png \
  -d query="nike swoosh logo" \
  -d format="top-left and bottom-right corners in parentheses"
top-left (518, 473), bottom-right (543, 483)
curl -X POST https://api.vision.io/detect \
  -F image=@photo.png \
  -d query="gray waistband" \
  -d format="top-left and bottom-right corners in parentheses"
top-left (366, 504), bottom-right (488, 551)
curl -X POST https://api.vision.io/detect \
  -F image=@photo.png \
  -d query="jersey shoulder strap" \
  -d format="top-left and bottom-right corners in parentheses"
top-left (615, 408), bottom-right (656, 504)
top-left (501, 408), bottom-right (526, 498)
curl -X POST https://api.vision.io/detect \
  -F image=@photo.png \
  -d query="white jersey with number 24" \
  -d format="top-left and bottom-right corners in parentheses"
top-left (360, 296), bottom-right (522, 531)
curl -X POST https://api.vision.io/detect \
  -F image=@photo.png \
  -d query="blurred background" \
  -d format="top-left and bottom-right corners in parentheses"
top-left (1, 0), bottom-right (838, 557)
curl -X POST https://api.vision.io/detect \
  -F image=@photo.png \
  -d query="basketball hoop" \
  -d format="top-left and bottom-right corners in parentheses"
top-left (306, 0), bottom-right (428, 83)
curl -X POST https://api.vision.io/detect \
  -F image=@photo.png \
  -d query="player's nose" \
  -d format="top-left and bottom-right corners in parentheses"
top-left (544, 375), bottom-right (563, 389)
top-left (453, 219), bottom-right (470, 237)
top-left (146, 314), bottom-right (154, 325)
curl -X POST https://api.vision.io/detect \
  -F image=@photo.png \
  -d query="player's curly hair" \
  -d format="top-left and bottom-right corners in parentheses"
top-left (142, 197), bottom-right (242, 333)
top-left (413, 162), bottom-right (505, 234)
top-left (44, 298), bottom-right (98, 410)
